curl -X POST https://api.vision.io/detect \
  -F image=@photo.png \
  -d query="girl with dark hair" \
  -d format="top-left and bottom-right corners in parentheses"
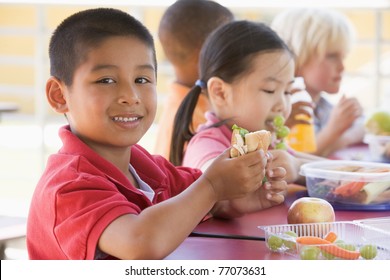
top-left (171, 20), bottom-right (318, 184)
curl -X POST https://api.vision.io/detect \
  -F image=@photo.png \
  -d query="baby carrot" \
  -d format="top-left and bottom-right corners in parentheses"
top-left (296, 236), bottom-right (360, 260)
top-left (324, 231), bottom-right (337, 243)
top-left (333, 181), bottom-right (366, 197)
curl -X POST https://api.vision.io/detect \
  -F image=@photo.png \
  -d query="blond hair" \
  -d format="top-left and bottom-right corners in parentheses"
top-left (271, 8), bottom-right (355, 72)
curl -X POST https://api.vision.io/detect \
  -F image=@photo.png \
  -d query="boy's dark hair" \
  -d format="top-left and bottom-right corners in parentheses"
top-left (170, 20), bottom-right (293, 165)
top-left (49, 8), bottom-right (156, 86)
top-left (158, 0), bottom-right (234, 66)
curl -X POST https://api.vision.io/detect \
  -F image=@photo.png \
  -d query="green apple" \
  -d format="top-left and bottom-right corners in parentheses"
top-left (365, 111), bottom-right (390, 135)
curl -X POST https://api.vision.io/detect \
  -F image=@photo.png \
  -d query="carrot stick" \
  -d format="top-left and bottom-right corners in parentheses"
top-left (363, 167), bottom-right (390, 173)
top-left (296, 236), bottom-right (360, 260)
top-left (333, 181), bottom-right (366, 197)
top-left (324, 231), bottom-right (337, 243)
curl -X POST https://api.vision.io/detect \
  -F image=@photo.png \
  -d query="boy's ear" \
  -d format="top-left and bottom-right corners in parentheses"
top-left (207, 77), bottom-right (230, 106)
top-left (46, 77), bottom-right (68, 113)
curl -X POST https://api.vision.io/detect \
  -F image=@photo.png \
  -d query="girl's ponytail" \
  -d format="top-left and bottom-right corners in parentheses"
top-left (170, 82), bottom-right (204, 166)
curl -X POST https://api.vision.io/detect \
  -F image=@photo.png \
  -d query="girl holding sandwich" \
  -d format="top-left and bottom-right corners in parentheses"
top-left (171, 20), bottom-right (320, 184)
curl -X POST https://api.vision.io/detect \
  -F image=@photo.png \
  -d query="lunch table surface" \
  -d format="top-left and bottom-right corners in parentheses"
top-left (166, 184), bottom-right (390, 260)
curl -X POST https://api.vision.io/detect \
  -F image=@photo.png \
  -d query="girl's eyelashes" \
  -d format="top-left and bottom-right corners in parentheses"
top-left (263, 89), bottom-right (275, 94)
top-left (263, 89), bottom-right (291, 95)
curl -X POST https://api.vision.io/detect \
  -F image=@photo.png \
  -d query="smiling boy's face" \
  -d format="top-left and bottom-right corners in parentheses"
top-left (49, 36), bottom-right (157, 153)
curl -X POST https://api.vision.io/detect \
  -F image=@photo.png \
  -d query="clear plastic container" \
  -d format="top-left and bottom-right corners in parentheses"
top-left (259, 221), bottom-right (390, 260)
top-left (287, 77), bottom-right (317, 153)
top-left (364, 134), bottom-right (390, 163)
top-left (354, 217), bottom-right (390, 234)
top-left (299, 160), bottom-right (390, 205)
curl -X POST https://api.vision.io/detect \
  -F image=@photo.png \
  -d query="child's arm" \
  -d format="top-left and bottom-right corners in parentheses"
top-left (315, 95), bottom-right (363, 156)
top-left (98, 149), bottom-right (267, 260)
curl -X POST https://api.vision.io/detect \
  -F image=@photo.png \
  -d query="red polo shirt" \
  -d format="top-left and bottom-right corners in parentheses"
top-left (27, 125), bottom-right (202, 259)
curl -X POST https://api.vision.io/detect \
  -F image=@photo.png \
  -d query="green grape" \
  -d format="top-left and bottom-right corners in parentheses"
top-left (267, 235), bottom-right (283, 251)
top-left (299, 246), bottom-right (320, 260)
top-left (337, 243), bottom-right (356, 251)
top-left (283, 231), bottom-right (297, 250)
top-left (273, 115), bottom-right (285, 128)
top-left (284, 230), bottom-right (297, 238)
top-left (276, 126), bottom-right (290, 139)
top-left (321, 250), bottom-right (336, 260)
top-left (275, 141), bottom-right (287, 150)
top-left (359, 244), bottom-right (377, 260)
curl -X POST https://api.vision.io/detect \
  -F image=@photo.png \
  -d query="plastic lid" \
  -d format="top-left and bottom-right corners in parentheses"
top-left (299, 160), bottom-right (390, 182)
top-left (364, 134), bottom-right (390, 144)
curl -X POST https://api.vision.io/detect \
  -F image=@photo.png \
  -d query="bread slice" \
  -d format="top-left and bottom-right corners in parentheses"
top-left (230, 127), bottom-right (271, 158)
top-left (245, 130), bottom-right (272, 153)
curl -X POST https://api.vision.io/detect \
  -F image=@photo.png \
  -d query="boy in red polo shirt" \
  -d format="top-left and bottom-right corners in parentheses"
top-left (27, 8), bottom-right (287, 260)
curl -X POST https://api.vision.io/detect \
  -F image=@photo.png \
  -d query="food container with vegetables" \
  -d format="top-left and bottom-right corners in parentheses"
top-left (259, 221), bottom-right (390, 260)
top-left (299, 160), bottom-right (390, 206)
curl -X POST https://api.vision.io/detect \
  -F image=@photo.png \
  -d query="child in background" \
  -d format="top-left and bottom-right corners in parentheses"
top-left (271, 8), bottom-right (365, 157)
top-left (27, 8), bottom-right (287, 260)
top-left (171, 20), bottom-right (315, 185)
top-left (154, 0), bottom-right (234, 159)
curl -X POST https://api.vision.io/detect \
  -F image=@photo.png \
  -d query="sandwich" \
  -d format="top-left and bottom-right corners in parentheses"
top-left (230, 124), bottom-right (272, 158)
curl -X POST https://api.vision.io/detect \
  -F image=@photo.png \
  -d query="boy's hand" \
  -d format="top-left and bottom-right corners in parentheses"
top-left (285, 101), bottom-right (314, 128)
top-left (328, 95), bottom-right (363, 134)
top-left (202, 148), bottom-right (267, 201)
top-left (212, 166), bottom-right (287, 217)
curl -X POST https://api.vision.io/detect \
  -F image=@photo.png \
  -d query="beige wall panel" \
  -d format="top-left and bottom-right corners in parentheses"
top-left (345, 10), bottom-right (376, 40)
top-left (143, 8), bottom-right (163, 32)
top-left (45, 6), bottom-right (93, 29)
top-left (0, 65), bottom-right (34, 85)
top-left (345, 45), bottom-right (374, 70)
top-left (0, 6), bottom-right (36, 26)
top-left (383, 10), bottom-right (390, 40)
top-left (0, 95), bottom-right (35, 114)
top-left (0, 36), bottom-right (35, 56)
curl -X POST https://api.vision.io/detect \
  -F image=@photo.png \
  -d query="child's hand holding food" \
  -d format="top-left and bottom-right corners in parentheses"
top-left (207, 124), bottom-right (287, 215)
top-left (202, 148), bottom-right (267, 202)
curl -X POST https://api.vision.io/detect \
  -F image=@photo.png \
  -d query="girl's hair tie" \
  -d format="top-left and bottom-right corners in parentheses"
top-left (195, 79), bottom-right (206, 89)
